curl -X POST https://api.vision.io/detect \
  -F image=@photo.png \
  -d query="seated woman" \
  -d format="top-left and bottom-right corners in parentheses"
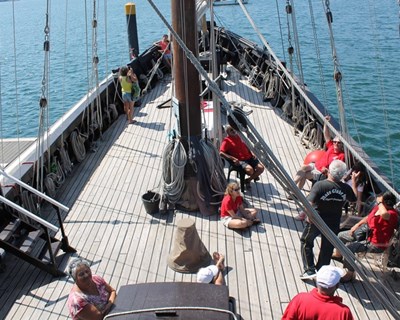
top-left (333, 191), bottom-right (399, 282)
top-left (67, 258), bottom-right (117, 320)
top-left (220, 182), bottom-right (260, 229)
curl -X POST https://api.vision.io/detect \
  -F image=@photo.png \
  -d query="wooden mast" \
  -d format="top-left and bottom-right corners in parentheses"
top-left (171, 0), bottom-right (201, 139)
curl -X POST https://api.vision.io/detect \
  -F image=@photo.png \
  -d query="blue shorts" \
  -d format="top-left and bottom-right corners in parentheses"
top-left (122, 92), bottom-right (133, 102)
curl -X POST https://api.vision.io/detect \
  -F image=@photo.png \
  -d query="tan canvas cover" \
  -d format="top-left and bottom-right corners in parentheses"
top-left (167, 218), bottom-right (212, 273)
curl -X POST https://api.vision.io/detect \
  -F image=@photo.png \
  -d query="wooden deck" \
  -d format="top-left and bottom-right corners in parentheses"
top-left (1, 69), bottom-right (400, 319)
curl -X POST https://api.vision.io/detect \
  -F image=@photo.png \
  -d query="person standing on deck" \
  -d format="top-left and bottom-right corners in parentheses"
top-left (299, 160), bottom-right (357, 280)
top-left (220, 125), bottom-right (265, 188)
top-left (282, 265), bottom-right (354, 320)
top-left (119, 66), bottom-right (137, 124)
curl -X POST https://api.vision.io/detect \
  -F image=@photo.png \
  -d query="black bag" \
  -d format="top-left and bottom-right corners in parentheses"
top-left (353, 224), bottom-right (369, 242)
top-left (388, 230), bottom-right (400, 268)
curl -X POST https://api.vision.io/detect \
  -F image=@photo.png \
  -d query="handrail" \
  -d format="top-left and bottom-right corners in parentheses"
top-left (104, 306), bottom-right (237, 320)
top-left (0, 169), bottom-right (69, 212)
top-left (0, 195), bottom-right (58, 232)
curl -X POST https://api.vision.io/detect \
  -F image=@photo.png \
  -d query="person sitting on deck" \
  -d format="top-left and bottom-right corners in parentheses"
top-left (220, 182), bottom-right (260, 229)
top-left (154, 34), bottom-right (172, 70)
top-left (220, 125), bottom-right (265, 188)
top-left (67, 258), bottom-right (117, 320)
top-left (197, 252), bottom-right (226, 286)
top-left (293, 115), bottom-right (345, 192)
top-left (282, 265), bottom-right (354, 320)
top-left (332, 190), bottom-right (398, 282)
top-left (342, 161), bottom-right (367, 216)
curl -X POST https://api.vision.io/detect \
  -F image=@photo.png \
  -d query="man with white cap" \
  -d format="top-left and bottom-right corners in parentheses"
top-left (282, 265), bottom-right (354, 319)
top-left (197, 252), bottom-right (225, 286)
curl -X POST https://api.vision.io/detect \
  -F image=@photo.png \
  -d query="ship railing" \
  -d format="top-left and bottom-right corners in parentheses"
top-left (104, 306), bottom-right (238, 320)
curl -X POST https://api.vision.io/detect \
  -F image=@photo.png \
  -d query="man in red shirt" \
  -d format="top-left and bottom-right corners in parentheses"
top-left (282, 265), bottom-right (354, 320)
top-left (293, 116), bottom-right (345, 191)
top-left (220, 125), bottom-right (264, 187)
top-left (334, 190), bottom-right (398, 282)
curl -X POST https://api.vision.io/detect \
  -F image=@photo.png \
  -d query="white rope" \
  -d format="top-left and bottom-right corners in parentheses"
top-left (162, 140), bottom-right (187, 204)
top-left (70, 130), bottom-right (87, 163)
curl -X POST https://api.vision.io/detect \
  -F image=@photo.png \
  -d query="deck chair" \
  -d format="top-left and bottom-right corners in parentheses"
top-left (227, 162), bottom-right (246, 192)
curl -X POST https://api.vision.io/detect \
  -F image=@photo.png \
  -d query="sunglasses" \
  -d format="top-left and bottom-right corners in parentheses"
top-left (233, 188), bottom-right (240, 192)
top-left (333, 140), bottom-right (342, 144)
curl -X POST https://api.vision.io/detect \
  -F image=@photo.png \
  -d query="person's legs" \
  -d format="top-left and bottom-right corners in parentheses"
top-left (213, 253), bottom-right (225, 286)
top-left (300, 222), bottom-right (320, 275)
top-left (242, 208), bottom-right (257, 220)
top-left (228, 218), bottom-right (253, 229)
top-left (128, 101), bottom-right (135, 123)
top-left (294, 164), bottom-right (314, 190)
top-left (316, 233), bottom-right (336, 270)
top-left (244, 158), bottom-right (264, 182)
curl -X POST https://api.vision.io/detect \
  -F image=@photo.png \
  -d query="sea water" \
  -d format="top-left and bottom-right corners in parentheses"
top-left (0, 0), bottom-right (399, 186)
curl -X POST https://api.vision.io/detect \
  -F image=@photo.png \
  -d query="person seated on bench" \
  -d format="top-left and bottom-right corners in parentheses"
top-left (333, 190), bottom-right (398, 282)
top-left (219, 125), bottom-right (264, 187)
top-left (293, 116), bottom-right (345, 191)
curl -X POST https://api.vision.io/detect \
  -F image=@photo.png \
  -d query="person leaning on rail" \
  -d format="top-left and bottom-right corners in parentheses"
top-left (154, 34), bottom-right (172, 70)
top-left (67, 258), bottom-right (117, 320)
top-left (282, 265), bottom-right (354, 320)
top-left (219, 125), bottom-right (265, 188)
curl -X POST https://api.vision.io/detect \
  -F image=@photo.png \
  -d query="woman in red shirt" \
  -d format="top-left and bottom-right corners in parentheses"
top-left (220, 182), bottom-right (260, 229)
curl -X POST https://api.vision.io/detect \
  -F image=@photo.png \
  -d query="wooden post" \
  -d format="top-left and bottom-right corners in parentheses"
top-left (171, 0), bottom-right (201, 139)
top-left (125, 3), bottom-right (139, 59)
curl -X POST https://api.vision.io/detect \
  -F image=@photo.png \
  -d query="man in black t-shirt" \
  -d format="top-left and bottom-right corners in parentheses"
top-left (299, 160), bottom-right (357, 280)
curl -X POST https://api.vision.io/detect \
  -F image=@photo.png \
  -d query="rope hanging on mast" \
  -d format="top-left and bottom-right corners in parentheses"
top-left (91, 0), bottom-right (103, 137)
top-left (322, 0), bottom-right (351, 168)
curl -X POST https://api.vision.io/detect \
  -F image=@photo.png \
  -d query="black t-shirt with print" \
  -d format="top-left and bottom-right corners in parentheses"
top-left (308, 179), bottom-right (357, 226)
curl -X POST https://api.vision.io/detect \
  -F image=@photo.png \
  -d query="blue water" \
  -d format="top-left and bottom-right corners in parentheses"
top-left (0, 0), bottom-right (399, 187)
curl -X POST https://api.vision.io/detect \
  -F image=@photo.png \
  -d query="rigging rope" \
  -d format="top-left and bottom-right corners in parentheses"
top-left (10, 1), bottom-right (22, 177)
top-left (288, 0), bottom-right (305, 87)
top-left (307, 0), bottom-right (329, 107)
top-left (36, 0), bottom-right (52, 194)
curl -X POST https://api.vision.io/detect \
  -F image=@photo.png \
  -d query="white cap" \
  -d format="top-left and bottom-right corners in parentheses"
top-left (197, 265), bottom-right (219, 283)
top-left (316, 265), bottom-right (345, 288)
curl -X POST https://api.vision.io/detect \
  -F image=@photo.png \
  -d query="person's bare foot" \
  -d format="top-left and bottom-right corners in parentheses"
top-left (213, 252), bottom-right (225, 269)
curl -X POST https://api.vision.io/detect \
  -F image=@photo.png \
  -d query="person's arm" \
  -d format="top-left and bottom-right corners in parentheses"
top-left (323, 115), bottom-right (332, 143)
top-left (76, 304), bottom-right (104, 320)
top-left (101, 283), bottom-right (117, 315)
top-left (374, 202), bottom-right (390, 220)
top-left (349, 216), bottom-right (368, 235)
top-left (220, 151), bottom-right (240, 166)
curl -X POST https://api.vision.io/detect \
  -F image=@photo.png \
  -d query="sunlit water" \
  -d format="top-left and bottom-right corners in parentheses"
top-left (0, 0), bottom-right (399, 186)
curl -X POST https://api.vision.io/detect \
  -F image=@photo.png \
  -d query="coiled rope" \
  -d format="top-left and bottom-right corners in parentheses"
top-left (70, 130), bottom-right (87, 163)
top-left (162, 139), bottom-right (187, 204)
